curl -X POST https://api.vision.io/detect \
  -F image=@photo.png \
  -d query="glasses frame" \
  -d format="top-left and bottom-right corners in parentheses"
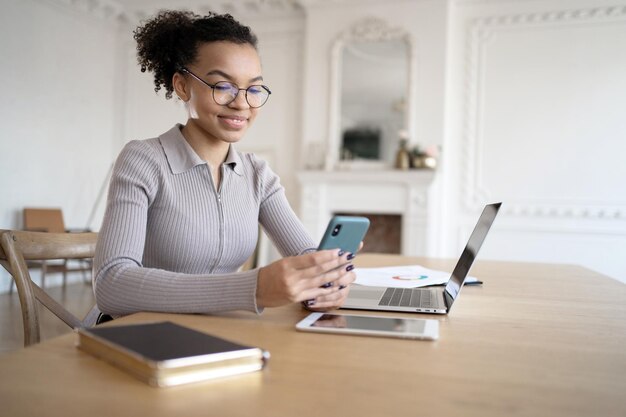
top-left (180, 67), bottom-right (272, 108)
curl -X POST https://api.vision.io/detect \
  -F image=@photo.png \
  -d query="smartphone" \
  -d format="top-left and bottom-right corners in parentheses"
top-left (296, 312), bottom-right (439, 340)
top-left (317, 216), bottom-right (370, 254)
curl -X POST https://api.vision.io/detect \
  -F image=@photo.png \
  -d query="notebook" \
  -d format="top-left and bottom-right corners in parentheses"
top-left (342, 202), bottom-right (501, 314)
top-left (76, 321), bottom-right (269, 387)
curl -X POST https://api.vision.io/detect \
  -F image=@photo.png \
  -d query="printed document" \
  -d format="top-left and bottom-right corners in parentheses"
top-left (354, 265), bottom-right (479, 289)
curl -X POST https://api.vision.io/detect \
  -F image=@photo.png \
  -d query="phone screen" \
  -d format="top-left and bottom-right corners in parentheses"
top-left (310, 313), bottom-right (427, 333)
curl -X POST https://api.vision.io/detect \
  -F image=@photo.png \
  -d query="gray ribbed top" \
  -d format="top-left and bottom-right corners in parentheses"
top-left (93, 125), bottom-right (316, 316)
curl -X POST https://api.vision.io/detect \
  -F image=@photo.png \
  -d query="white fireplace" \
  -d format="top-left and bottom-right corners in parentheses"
top-left (297, 170), bottom-right (435, 255)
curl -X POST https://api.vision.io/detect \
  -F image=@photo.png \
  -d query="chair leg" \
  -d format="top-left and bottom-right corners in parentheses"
top-left (41, 262), bottom-right (47, 288)
top-left (81, 260), bottom-right (88, 284)
top-left (62, 260), bottom-right (67, 290)
top-left (85, 259), bottom-right (93, 285)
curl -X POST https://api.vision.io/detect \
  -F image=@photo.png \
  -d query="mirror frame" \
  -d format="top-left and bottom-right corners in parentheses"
top-left (326, 17), bottom-right (415, 169)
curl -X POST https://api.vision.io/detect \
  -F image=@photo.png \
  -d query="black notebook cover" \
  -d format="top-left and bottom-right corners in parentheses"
top-left (85, 321), bottom-right (255, 362)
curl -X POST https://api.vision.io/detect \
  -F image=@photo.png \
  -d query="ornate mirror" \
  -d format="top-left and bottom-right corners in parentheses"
top-left (327, 18), bottom-right (415, 169)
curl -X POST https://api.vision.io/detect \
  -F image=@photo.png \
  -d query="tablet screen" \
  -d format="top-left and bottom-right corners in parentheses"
top-left (311, 313), bottom-right (427, 333)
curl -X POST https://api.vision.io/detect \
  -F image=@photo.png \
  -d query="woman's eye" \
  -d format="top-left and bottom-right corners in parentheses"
top-left (248, 86), bottom-right (263, 95)
top-left (215, 84), bottom-right (233, 92)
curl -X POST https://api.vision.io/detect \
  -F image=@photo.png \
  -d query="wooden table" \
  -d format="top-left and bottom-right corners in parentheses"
top-left (1, 254), bottom-right (625, 417)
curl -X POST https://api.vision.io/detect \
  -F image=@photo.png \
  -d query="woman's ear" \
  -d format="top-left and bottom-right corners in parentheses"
top-left (172, 72), bottom-right (190, 101)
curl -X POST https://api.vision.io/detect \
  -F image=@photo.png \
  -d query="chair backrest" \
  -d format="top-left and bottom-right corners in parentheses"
top-left (23, 208), bottom-right (66, 233)
top-left (0, 229), bottom-right (100, 346)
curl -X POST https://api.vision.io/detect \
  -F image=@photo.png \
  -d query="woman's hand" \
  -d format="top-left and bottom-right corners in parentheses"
top-left (304, 243), bottom-right (362, 311)
top-left (256, 249), bottom-right (355, 309)
top-left (303, 283), bottom-right (352, 312)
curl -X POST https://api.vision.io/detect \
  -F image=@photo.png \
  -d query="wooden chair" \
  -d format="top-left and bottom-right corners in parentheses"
top-left (0, 229), bottom-right (100, 346)
top-left (23, 208), bottom-right (67, 233)
top-left (21, 207), bottom-right (92, 288)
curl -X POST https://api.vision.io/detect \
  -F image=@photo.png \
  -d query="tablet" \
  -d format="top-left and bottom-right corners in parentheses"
top-left (296, 312), bottom-right (439, 340)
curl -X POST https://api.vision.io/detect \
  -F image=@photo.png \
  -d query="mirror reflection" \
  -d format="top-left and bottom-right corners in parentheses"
top-left (340, 39), bottom-right (408, 165)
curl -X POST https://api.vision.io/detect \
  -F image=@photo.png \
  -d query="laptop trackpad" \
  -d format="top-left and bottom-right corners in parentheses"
top-left (350, 287), bottom-right (384, 300)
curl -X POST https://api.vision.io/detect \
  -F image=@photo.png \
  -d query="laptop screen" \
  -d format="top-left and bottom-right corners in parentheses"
top-left (444, 203), bottom-right (501, 309)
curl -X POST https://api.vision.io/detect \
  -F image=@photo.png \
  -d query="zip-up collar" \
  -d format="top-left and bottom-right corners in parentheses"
top-left (159, 124), bottom-right (243, 176)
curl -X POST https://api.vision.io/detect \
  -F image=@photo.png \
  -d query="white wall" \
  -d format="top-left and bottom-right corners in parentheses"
top-left (0, 0), bottom-right (123, 291)
top-left (443, 0), bottom-right (626, 282)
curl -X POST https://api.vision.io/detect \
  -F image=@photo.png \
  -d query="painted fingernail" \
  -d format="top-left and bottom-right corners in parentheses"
top-left (321, 282), bottom-right (332, 288)
top-left (339, 285), bottom-right (346, 290)
top-left (338, 250), bottom-right (345, 256)
top-left (346, 264), bottom-right (354, 272)
top-left (347, 253), bottom-right (355, 260)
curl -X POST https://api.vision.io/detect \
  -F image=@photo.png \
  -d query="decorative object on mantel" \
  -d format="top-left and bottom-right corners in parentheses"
top-left (394, 138), bottom-right (411, 170)
top-left (410, 144), bottom-right (439, 170)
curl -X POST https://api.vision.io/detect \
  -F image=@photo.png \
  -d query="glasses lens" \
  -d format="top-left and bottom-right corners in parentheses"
top-left (246, 85), bottom-right (270, 108)
top-left (212, 81), bottom-right (238, 105)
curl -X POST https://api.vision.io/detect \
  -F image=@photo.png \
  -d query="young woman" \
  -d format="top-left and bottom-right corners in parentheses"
top-left (93, 11), bottom-right (356, 317)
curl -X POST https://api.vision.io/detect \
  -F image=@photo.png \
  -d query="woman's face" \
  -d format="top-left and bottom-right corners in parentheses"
top-left (177, 41), bottom-right (264, 145)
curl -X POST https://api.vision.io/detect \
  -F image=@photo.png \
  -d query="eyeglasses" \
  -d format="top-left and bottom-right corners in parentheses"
top-left (180, 67), bottom-right (271, 108)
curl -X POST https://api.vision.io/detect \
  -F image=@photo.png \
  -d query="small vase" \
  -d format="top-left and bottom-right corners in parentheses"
top-left (395, 148), bottom-right (410, 170)
top-left (394, 139), bottom-right (410, 170)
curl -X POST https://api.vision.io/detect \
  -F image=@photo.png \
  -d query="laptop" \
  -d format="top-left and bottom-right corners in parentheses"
top-left (342, 202), bottom-right (501, 314)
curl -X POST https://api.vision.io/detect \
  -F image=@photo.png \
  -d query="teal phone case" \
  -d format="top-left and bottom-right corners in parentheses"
top-left (317, 216), bottom-right (370, 253)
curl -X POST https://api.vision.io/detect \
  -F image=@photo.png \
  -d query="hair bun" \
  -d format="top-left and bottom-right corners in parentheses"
top-left (134, 10), bottom-right (257, 99)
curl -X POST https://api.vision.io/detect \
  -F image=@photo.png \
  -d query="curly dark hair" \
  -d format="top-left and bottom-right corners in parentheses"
top-left (134, 10), bottom-right (258, 99)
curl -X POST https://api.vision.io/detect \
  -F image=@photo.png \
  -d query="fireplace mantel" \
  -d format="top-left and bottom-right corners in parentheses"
top-left (297, 169), bottom-right (435, 255)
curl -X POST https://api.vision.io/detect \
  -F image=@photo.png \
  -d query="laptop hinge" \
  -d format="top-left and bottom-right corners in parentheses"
top-left (442, 289), bottom-right (453, 311)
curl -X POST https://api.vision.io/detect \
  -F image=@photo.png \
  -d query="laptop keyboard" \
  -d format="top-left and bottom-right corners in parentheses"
top-left (379, 288), bottom-right (437, 308)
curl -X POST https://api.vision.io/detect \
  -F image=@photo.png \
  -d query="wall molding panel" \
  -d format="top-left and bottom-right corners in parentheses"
top-left (449, 0), bottom-right (626, 282)
top-left (461, 4), bottom-right (626, 219)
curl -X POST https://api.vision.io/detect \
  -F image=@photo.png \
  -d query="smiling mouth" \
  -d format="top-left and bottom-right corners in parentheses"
top-left (219, 115), bottom-right (247, 121)
top-left (219, 115), bottom-right (248, 127)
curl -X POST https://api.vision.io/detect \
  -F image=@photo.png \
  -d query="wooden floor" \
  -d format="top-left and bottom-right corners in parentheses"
top-left (0, 281), bottom-right (95, 355)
